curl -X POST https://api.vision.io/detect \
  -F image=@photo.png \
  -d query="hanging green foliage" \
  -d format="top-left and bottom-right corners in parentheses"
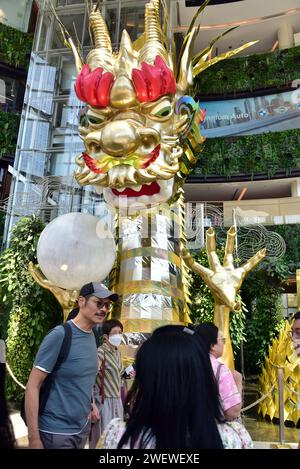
top-left (241, 270), bottom-right (285, 373)
top-left (236, 224), bottom-right (300, 373)
top-left (0, 111), bottom-right (20, 159)
top-left (194, 46), bottom-right (300, 97)
top-left (0, 215), bottom-right (62, 400)
top-left (0, 23), bottom-right (33, 69)
top-left (191, 129), bottom-right (300, 179)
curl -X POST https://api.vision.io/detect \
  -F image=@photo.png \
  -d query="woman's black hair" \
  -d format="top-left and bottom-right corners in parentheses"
top-left (118, 325), bottom-right (223, 449)
top-left (194, 322), bottom-right (218, 353)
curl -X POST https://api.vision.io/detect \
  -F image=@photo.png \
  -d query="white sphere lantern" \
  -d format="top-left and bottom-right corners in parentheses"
top-left (37, 212), bottom-right (116, 290)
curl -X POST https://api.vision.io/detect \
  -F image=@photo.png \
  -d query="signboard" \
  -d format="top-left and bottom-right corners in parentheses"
top-left (200, 88), bottom-right (300, 138)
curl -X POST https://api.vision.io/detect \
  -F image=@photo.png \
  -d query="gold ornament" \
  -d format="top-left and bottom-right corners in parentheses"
top-left (258, 320), bottom-right (300, 426)
top-left (28, 262), bottom-right (78, 322)
top-left (64, 0), bottom-right (257, 202)
top-left (40, 1), bottom-right (259, 334)
top-left (182, 226), bottom-right (266, 369)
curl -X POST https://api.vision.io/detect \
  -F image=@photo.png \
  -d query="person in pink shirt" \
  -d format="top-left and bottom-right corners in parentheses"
top-left (195, 322), bottom-right (242, 421)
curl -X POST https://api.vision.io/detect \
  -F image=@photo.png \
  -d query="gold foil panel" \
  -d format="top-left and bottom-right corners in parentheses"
top-left (116, 280), bottom-right (184, 300)
top-left (111, 202), bottom-right (189, 332)
top-left (120, 247), bottom-right (181, 268)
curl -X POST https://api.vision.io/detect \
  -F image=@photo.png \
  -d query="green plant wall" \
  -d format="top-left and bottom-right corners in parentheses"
top-left (191, 129), bottom-right (300, 178)
top-left (0, 23), bottom-right (33, 69)
top-left (0, 216), bottom-right (62, 400)
top-left (240, 270), bottom-right (285, 373)
top-left (0, 110), bottom-right (20, 158)
top-left (194, 46), bottom-right (300, 97)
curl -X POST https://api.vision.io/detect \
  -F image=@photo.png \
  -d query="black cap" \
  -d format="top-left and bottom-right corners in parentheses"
top-left (79, 282), bottom-right (118, 302)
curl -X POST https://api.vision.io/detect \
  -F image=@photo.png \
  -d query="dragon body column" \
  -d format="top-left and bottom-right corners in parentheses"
top-left (112, 200), bottom-right (190, 332)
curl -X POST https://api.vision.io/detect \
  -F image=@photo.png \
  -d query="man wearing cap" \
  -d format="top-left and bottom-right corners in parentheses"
top-left (24, 282), bottom-right (118, 449)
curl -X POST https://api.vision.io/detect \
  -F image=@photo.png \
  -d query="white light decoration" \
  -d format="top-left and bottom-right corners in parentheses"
top-left (37, 212), bottom-right (116, 290)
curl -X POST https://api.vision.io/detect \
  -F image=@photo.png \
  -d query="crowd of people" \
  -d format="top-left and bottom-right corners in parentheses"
top-left (1, 282), bottom-right (300, 450)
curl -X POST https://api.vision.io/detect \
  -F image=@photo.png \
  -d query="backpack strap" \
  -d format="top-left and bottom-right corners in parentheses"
top-left (22, 322), bottom-right (73, 425)
top-left (39, 322), bottom-right (72, 414)
top-left (52, 322), bottom-right (72, 372)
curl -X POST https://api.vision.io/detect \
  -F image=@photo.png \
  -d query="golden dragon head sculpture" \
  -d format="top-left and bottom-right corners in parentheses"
top-left (58, 0), bottom-right (256, 212)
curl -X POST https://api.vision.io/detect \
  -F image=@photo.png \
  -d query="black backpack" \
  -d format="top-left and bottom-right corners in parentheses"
top-left (20, 322), bottom-right (72, 425)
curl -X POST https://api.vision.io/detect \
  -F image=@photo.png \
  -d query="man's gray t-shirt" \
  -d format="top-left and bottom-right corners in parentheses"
top-left (34, 320), bottom-right (98, 434)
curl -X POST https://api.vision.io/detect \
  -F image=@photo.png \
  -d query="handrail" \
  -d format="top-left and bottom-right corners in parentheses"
top-left (5, 361), bottom-right (26, 390)
top-left (241, 383), bottom-right (276, 413)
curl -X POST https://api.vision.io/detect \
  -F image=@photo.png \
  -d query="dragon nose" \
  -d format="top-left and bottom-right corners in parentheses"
top-left (100, 121), bottom-right (140, 157)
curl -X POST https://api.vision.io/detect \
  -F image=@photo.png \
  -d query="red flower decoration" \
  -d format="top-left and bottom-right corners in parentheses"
top-left (132, 56), bottom-right (176, 103)
top-left (75, 64), bottom-right (114, 108)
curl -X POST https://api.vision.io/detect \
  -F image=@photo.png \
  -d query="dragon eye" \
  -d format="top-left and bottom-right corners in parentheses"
top-left (87, 114), bottom-right (105, 125)
top-left (156, 106), bottom-right (172, 117)
top-left (150, 101), bottom-right (173, 119)
top-left (153, 105), bottom-right (172, 118)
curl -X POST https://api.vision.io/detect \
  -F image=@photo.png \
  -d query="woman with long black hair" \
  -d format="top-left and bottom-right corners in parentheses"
top-left (98, 325), bottom-right (245, 449)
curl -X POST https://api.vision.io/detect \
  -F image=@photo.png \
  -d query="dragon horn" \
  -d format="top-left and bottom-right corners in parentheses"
top-left (86, 4), bottom-right (114, 72)
top-left (139, 0), bottom-right (169, 65)
top-left (89, 5), bottom-right (112, 53)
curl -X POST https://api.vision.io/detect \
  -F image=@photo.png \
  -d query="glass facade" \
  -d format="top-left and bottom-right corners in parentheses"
top-left (0, 0), bottom-right (33, 33)
top-left (4, 0), bottom-right (155, 242)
